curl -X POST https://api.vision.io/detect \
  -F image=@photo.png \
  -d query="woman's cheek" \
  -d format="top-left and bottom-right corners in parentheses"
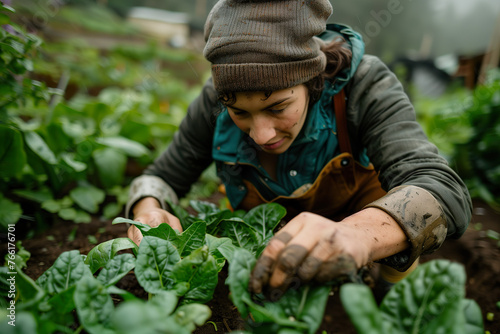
top-left (229, 115), bottom-right (248, 133)
top-left (283, 110), bottom-right (302, 130)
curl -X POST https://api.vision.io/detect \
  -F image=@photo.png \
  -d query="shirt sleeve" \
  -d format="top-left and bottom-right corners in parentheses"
top-left (125, 78), bottom-right (219, 218)
top-left (346, 55), bottom-right (472, 270)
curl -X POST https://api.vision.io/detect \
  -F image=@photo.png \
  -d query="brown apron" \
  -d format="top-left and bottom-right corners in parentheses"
top-left (235, 89), bottom-right (387, 222)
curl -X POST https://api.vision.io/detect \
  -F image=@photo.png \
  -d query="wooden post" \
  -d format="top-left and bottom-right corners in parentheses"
top-left (478, 12), bottom-right (500, 85)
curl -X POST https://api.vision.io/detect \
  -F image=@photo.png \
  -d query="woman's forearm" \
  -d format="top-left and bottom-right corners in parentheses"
top-left (339, 207), bottom-right (409, 262)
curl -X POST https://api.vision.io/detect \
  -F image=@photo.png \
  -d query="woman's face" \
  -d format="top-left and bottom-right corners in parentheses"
top-left (226, 84), bottom-right (309, 155)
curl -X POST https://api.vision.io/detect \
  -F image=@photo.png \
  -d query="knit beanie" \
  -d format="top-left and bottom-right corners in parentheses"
top-left (203, 0), bottom-right (333, 92)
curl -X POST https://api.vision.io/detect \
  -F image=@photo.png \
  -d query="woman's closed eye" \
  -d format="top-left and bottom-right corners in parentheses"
top-left (231, 109), bottom-right (248, 116)
top-left (268, 107), bottom-right (285, 114)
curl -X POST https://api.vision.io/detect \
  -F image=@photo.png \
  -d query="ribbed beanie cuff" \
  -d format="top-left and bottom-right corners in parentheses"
top-left (204, 0), bottom-right (333, 92)
top-left (212, 53), bottom-right (327, 92)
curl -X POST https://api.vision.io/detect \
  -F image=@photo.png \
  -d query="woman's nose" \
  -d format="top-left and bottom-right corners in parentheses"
top-left (249, 117), bottom-right (276, 145)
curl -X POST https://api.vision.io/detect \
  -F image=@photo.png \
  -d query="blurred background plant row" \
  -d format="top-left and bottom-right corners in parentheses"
top-left (1, 1), bottom-right (499, 236)
top-left (0, 2), bottom-right (217, 236)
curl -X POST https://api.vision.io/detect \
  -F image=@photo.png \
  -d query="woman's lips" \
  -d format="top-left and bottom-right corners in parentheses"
top-left (262, 138), bottom-right (285, 150)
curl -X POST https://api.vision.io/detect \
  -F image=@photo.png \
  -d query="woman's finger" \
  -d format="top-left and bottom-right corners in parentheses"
top-left (297, 226), bottom-right (359, 283)
top-left (297, 228), bottom-right (341, 282)
top-left (127, 225), bottom-right (143, 246)
top-left (249, 219), bottom-right (305, 294)
top-left (166, 213), bottom-right (183, 232)
top-left (315, 253), bottom-right (357, 283)
top-left (268, 226), bottom-right (321, 290)
top-left (249, 231), bottom-right (293, 294)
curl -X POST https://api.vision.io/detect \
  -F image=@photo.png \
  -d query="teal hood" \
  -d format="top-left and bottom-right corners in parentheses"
top-left (318, 23), bottom-right (366, 95)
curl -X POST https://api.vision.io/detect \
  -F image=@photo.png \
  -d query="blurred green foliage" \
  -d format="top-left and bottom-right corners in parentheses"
top-left (13, 1), bottom-right (139, 35)
top-left (0, 3), bottom-right (212, 234)
top-left (414, 70), bottom-right (500, 210)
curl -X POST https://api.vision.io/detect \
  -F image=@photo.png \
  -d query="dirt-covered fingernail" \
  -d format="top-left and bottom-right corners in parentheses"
top-left (272, 231), bottom-right (293, 245)
top-left (269, 244), bottom-right (309, 290)
top-left (249, 255), bottom-right (274, 293)
top-left (276, 244), bottom-right (309, 273)
top-left (297, 256), bottom-right (322, 282)
top-left (315, 254), bottom-right (357, 282)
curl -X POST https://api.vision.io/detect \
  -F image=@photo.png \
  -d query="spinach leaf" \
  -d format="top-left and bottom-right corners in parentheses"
top-left (340, 260), bottom-right (485, 334)
top-left (339, 283), bottom-right (390, 334)
top-left (205, 209), bottom-right (235, 235)
top-left (37, 250), bottom-right (93, 295)
top-left (228, 247), bottom-right (333, 334)
top-left (204, 235), bottom-right (233, 271)
top-left (96, 136), bottom-right (149, 157)
top-left (46, 286), bottom-right (76, 314)
top-left (226, 248), bottom-right (256, 318)
top-left (113, 217), bottom-right (180, 243)
top-left (112, 300), bottom-right (183, 334)
top-left (69, 185), bottom-right (106, 214)
top-left (167, 201), bottom-right (199, 231)
top-left (176, 221), bottom-right (206, 257)
top-left (173, 303), bottom-right (212, 332)
top-left (0, 194), bottom-right (22, 228)
top-left (293, 285), bottom-right (331, 334)
top-left (172, 246), bottom-right (218, 304)
top-left (0, 312), bottom-right (38, 334)
top-left (134, 236), bottom-right (180, 293)
top-left (461, 299), bottom-right (484, 334)
top-left (111, 291), bottom-right (210, 334)
top-left (85, 237), bottom-right (138, 273)
top-left (112, 217), bottom-right (206, 257)
top-left (12, 265), bottom-right (45, 307)
top-left (243, 203), bottom-right (286, 243)
top-left (220, 218), bottom-right (260, 253)
top-left (0, 125), bottom-right (26, 178)
top-left (380, 260), bottom-right (466, 333)
top-left (93, 147), bottom-right (127, 189)
top-left (97, 253), bottom-right (136, 287)
top-left (74, 276), bottom-right (115, 334)
top-left (106, 285), bottom-right (139, 302)
top-left (245, 285), bottom-right (329, 333)
top-left (189, 200), bottom-right (220, 218)
top-left (24, 130), bottom-right (57, 164)
top-left (245, 295), bottom-right (309, 331)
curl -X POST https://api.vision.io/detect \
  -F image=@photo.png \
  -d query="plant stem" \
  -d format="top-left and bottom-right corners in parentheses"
top-left (206, 321), bottom-right (218, 331)
top-left (297, 285), bottom-right (310, 317)
top-left (73, 325), bottom-right (84, 334)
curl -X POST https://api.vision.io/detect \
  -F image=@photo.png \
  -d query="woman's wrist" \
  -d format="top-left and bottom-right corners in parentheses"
top-left (132, 197), bottom-right (162, 218)
top-left (339, 207), bottom-right (409, 263)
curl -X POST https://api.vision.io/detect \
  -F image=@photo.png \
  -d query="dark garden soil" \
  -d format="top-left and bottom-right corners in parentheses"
top-left (4, 198), bottom-right (500, 334)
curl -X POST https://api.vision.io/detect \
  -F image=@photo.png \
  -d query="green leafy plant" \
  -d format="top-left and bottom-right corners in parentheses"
top-left (340, 260), bottom-right (485, 334)
top-left (0, 220), bottom-right (213, 332)
top-left (0, 202), bottom-right (489, 333)
top-left (0, 201), bottom-right (292, 333)
top-left (114, 201), bottom-right (335, 334)
top-left (0, 4), bottom-right (51, 114)
top-left (227, 248), bottom-right (331, 334)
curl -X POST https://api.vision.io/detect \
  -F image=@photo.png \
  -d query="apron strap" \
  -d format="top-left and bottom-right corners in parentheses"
top-left (333, 89), bottom-right (353, 155)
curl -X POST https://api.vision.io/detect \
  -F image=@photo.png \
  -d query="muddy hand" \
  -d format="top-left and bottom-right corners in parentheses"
top-left (249, 212), bottom-right (369, 298)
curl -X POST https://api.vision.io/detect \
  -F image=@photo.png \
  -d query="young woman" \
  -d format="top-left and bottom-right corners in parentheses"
top-left (125, 0), bottom-right (471, 295)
